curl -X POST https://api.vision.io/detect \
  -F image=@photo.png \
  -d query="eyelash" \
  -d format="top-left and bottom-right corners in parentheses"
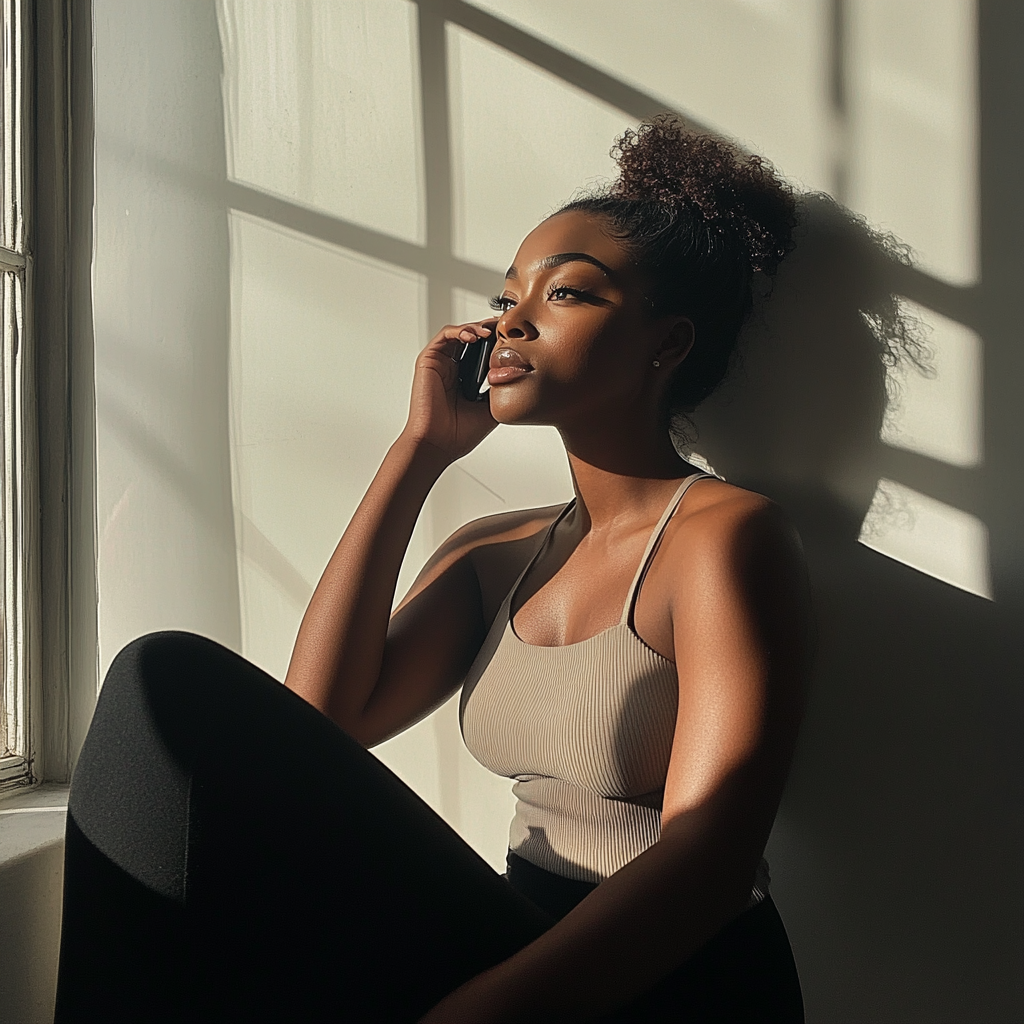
top-left (488, 285), bottom-right (589, 312)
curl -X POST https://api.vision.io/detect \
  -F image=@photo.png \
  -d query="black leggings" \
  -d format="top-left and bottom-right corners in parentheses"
top-left (56, 631), bottom-right (803, 1023)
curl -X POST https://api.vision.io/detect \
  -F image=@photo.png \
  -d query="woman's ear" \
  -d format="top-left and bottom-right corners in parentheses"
top-left (655, 317), bottom-right (695, 369)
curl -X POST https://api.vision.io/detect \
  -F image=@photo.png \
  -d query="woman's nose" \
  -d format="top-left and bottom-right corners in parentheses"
top-left (497, 307), bottom-right (537, 342)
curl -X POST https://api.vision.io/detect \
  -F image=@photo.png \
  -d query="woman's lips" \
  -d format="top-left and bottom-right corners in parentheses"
top-left (488, 365), bottom-right (532, 385)
top-left (488, 345), bottom-right (533, 385)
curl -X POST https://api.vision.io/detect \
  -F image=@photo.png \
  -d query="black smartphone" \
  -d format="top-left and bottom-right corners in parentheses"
top-left (456, 330), bottom-right (497, 401)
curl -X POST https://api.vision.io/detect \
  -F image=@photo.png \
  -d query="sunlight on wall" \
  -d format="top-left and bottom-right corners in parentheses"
top-left (218, 0), bottom-right (425, 243)
top-left (849, 0), bottom-right (984, 596)
top-left (227, 212), bottom-right (428, 682)
top-left (846, 0), bottom-right (978, 284)
top-left (464, 0), bottom-right (832, 192)
top-left (859, 478), bottom-right (992, 599)
top-left (448, 26), bottom-right (630, 272)
top-left (224, 207), bottom-right (456, 824)
top-left (881, 301), bottom-right (983, 468)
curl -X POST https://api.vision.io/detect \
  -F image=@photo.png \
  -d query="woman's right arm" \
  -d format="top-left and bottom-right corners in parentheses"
top-left (284, 318), bottom-right (499, 746)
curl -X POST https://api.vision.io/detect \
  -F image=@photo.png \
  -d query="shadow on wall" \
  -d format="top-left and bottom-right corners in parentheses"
top-left (691, 191), bottom-right (1022, 1022)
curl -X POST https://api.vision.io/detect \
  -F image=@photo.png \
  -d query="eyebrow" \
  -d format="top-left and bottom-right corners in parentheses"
top-left (504, 252), bottom-right (615, 280)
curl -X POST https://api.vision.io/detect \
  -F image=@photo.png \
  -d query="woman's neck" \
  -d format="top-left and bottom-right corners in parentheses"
top-left (559, 418), bottom-right (696, 535)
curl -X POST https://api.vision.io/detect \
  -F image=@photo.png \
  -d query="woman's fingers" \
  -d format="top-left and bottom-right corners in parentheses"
top-left (430, 318), bottom-right (499, 354)
top-left (415, 319), bottom-right (500, 401)
top-left (404, 316), bottom-right (501, 461)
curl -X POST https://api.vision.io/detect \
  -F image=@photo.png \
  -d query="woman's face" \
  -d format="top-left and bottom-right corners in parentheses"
top-left (487, 210), bottom-right (674, 430)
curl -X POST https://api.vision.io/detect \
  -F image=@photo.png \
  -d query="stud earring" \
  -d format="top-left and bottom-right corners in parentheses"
top-left (652, 359), bottom-right (660, 368)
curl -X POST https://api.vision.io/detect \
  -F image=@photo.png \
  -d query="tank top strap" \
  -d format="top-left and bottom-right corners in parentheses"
top-left (620, 472), bottom-right (714, 627)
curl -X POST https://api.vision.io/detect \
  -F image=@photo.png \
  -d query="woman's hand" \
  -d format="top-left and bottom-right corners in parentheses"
top-left (401, 318), bottom-right (500, 463)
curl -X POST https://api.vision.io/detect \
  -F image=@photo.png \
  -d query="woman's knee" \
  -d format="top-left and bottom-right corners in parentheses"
top-left (77, 632), bottom-right (236, 792)
top-left (106, 630), bottom-right (227, 689)
top-left (101, 630), bottom-right (249, 721)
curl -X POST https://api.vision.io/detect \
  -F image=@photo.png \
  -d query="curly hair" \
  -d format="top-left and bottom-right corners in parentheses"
top-left (558, 116), bottom-right (797, 422)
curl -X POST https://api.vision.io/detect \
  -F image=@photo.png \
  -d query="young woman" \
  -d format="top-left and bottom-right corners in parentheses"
top-left (57, 118), bottom-right (810, 1023)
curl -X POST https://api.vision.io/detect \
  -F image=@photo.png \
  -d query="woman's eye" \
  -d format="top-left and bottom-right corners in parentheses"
top-left (489, 286), bottom-right (588, 310)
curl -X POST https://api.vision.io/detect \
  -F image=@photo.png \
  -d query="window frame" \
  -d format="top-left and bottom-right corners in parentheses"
top-left (0, 0), bottom-right (87, 795)
top-left (0, 0), bottom-right (36, 792)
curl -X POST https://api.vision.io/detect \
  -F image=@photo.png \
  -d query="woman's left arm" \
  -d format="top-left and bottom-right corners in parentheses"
top-left (420, 494), bottom-right (811, 1024)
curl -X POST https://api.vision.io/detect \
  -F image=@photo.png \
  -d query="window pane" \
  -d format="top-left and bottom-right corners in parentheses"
top-left (1, 0), bottom-right (24, 254)
top-left (0, 0), bottom-right (26, 784)
top-left (1, 269), bottom-right (24, 764)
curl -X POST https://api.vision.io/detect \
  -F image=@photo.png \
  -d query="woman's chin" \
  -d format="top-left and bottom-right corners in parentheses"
top-left (486, 388), bottom-right (540, 426)
top-left (488, 403), bottom-right (555, 429)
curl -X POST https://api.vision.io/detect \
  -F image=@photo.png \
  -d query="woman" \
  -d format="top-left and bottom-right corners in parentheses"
top-left (57, 118), bottom-right (809, 1023)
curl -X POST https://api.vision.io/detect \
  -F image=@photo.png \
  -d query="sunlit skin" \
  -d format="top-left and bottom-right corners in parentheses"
top-left (285, 209), bottom-right (811, 1023)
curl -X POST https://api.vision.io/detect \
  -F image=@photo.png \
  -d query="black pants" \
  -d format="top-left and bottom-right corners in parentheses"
top-left (56, 631), bottom-right (803, 1023)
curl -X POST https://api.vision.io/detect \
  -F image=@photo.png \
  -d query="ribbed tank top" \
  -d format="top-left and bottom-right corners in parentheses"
top-left (460, 473), bottom-right (770, 903)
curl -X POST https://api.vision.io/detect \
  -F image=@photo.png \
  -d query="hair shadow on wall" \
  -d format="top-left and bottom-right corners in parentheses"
top-left (690, 193), bottom-right (1020, 1022)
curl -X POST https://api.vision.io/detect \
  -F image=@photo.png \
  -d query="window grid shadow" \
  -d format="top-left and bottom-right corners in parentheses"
top-left (222, 0), bottom-right (986, 584)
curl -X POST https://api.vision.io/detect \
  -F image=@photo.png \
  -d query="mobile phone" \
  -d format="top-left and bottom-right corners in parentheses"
top-left (456, 330), bottom-right (497, 401)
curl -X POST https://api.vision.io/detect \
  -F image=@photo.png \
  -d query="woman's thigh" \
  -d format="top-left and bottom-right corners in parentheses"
top-left (58, 631), bottom-right (551, 1024)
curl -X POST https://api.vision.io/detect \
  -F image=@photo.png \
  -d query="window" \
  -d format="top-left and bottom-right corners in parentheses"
top-left (0, 0), bottom-right (31, 790)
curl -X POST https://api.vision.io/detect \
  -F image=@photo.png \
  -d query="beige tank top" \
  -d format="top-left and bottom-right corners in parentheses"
top-left (460, 472), bottom-right (770, 902)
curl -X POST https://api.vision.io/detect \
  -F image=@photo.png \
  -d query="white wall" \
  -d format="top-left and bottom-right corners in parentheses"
top-left (69, 1), bottom-right (1024, 1022)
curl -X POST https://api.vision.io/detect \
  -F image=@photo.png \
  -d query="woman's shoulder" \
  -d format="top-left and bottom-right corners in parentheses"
top-left (433, 504), bottom-right (569, 621)
top-left (683, 475), bottom-right (778, 517)
top-left (666, 475), bottom-right (803, 571)
top-left (457, 503), bottom-right (567, 543)
top-left (641, 477), bottom-right (809, 658)
top-left (427, 502), bottom-right (567, 569)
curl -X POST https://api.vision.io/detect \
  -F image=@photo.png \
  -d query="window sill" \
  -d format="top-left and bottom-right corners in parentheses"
top-left (0, 783), bottom-right (69, 867)
top-left (0, 784), bottom-right (67, 1024)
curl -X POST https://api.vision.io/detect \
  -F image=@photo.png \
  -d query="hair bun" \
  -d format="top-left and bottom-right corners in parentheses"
top-left (556, 117), bottom-right (797, 424)
top-left (610, 116), bottom-right (795, 275)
